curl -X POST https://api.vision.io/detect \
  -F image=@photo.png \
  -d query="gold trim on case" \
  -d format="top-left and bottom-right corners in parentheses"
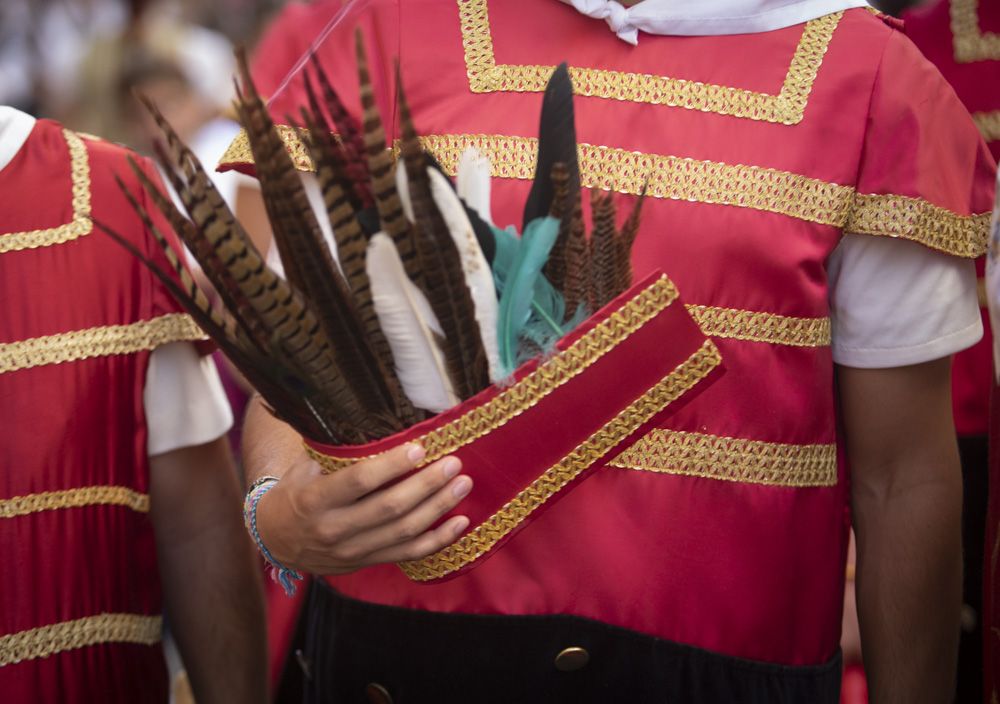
top-left (0, 313), bottom-right (206, 375)
top-left (0, 129), bottom-right (93, 253)
top-left (0, 614), bottom-right (162, 667)
top-left (684, 305), bottom-right (831, 347)
top-left (458, 0), bottom-right (842, 125)
top-left (399, 339), bottom-right (722, 581)
top-left (951, 0), bottom-right (1000, 62)
top-left (0, 486), bottom-right (150, 519)
top-left (307, 275), bottom-right (680, 472)
top-left (223, 129), bottom-right (989, 258)
top-left (608, 429), bottom-right (838, 487)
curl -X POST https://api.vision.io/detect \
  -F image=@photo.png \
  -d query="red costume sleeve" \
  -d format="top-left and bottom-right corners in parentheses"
top-left (850, 28), bottom-right (995, 248)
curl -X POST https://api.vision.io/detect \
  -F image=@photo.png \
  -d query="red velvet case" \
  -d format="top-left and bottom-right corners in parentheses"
top-left (304, 272), bottom-right (723, 582)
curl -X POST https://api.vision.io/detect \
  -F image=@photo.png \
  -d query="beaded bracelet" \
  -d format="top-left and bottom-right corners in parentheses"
top-left (244, 476), bottom-right (303, 596)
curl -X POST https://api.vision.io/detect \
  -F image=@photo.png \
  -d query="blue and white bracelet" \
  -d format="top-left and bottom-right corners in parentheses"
top-left (244, 475), bottom-right (303, 596)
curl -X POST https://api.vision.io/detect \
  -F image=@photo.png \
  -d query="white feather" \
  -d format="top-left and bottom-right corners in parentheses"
top-left (456, 147), bottom-right (494, 225)
top-left (427, 167), bottom-right (503, 382)
top-left (395, 160), bottom-right (415, 223)
top-left (366, 233), bottom-right (458, 413)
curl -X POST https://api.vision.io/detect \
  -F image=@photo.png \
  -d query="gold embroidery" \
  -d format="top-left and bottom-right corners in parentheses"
top-left (0, 486), bottom-right (149, 519)
top-left (0, 313), bottom-right (206, 375)
top-left (307, 276), bottom-right (679, 472)
top-left (0, 614), bottom-right (162, 667)
top-left (951, 0), bottom-right (1000, 62)
top-left (846, 193), bottom-right (989, 258)
top-left (0, 130), bottom-right (92, 253)
top-left (973, 110), bottom-right (1000, 142)
top-left (399, 339), bottom-right (722, 581)
top-left (220, 124), bottom-right (316, 172)
top-left (609, 429), bottom-right (838, 487)
top-left (685, 305), bottom-right (831, 347)
top-left (225, 129), bottom-right (989, 258)
top-left (458, 0), bottom-right (842, 125)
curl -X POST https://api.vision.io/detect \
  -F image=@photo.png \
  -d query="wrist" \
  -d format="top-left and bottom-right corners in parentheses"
top-left (244, 477), bottom-right (303, 595)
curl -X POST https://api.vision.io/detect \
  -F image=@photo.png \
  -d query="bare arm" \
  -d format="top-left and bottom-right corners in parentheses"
top-left (242, 396), bottom-right (473, 575)
top-left (150, 437), bottom-right (268, 704)
top-left (839, 358), bottom-right (962, 704)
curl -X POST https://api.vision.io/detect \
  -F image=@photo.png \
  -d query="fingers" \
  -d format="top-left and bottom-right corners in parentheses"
top-left (316, 442), bottom-right (427, 505)
top-left (344, 456), bottom-right (465, 532)
top-left (336, 471), bottom-right (473, 556)
top-left (362, 514), bottom-right (472, 567)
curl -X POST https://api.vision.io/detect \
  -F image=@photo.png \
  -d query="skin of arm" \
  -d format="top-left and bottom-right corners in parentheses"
top-left (242, 396), bottom-right (473, 575)
top-left (839, 357), bottom-right (963, 704)
top-left (149, 437), bottom-right (268, 704)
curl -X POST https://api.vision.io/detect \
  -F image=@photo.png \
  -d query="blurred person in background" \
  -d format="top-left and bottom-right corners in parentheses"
top-left (0, 106), bottom-right (267, 703)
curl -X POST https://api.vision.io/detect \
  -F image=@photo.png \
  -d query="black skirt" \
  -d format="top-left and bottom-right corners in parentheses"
top-left (300, 580), bottom-right (841, 704)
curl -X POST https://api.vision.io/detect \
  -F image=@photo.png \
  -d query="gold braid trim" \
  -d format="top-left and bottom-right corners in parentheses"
top-left (223, 129), bottom-right (989, 258)
top-left (458, 0), bottom-right (842, 125)
top-left (685, 305), bottom-right (831, 347)
top-left (307, 275), bottom-right (679, 471)
top-left (846, 193), bottom-right (989, 258)
top-left (951, 0), bottom-right (1000, 62)
top-left (0, 313), bottom-right (206, 375)
top-left (973, 110), bottom-right (1000, 142)
top-left (609, 429), bottom-right (838, 487)
top-left (0, 486), bottom-right (149, 519)
top-left (399, 339), bottom-right (722, 581)
top-left (0, 129), bottom-right (92, 253)
top-left (0, 614), bottom-right (162, 667)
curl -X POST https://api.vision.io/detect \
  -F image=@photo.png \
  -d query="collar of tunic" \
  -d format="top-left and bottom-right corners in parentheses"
top-left (559, 0), bottom-right (872, 43)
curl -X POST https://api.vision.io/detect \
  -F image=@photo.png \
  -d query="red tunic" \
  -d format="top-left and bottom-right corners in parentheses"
top-left (226, 0), bottom-right (992, 673)
top-left (903, 0), bottom-right (1000, 438)
top-left (0, 120), bottom-right (202, 702)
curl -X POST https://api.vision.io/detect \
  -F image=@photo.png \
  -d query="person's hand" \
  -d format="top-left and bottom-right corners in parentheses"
top-left (255, 443), bottom-right (472, 575)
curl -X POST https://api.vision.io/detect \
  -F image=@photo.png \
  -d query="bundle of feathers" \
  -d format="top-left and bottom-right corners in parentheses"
top-left (101, 34), bottom-right (646, 445)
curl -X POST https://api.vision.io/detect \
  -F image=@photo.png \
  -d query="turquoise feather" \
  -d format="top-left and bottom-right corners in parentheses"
top-left (494, 216), bottom-right (566, 376)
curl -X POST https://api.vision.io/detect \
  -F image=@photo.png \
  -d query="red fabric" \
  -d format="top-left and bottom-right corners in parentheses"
top-left (308, 273), bottom-right (721, 580)
top-left (988, 380), bottom-right (1000, 703)
top-left (244, 1), bottom-right (992, 668)
top-left (0, 122), bottom-right (188, 702)
top-left (903, 0), bottom-right (1000, 436)
top-left (840, 664), bottom-right (869, 704)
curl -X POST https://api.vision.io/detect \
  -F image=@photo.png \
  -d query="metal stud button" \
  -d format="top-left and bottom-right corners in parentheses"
top-left (554, 646), bottom-right (590, 672)
top-left (365, 682), bottom-right (393, 704)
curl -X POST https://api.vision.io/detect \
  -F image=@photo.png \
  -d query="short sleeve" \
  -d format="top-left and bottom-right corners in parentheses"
top-left (144, 342), bottom-right (233, 456)
top-left (829, 233), bottom-right (982, 368)
top-left (844, 28), bottom-right (995, 259)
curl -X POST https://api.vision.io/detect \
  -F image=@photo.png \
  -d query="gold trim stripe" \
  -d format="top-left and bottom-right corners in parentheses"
top-left (951, 0), bottom-right (1000, 62)
top-left (222, 129), bottom-right (989, 258)
top-left (609, 429), bottom-right (838, 487)
top-left (685, 305), bottom-right (831, 347)
top-left (459, 0), bottom-right (841, 125)
top-left (0, 129), bottom-right (92, 253)
top-left (400, 339), bottom-right (722, 581)
top-left (845, 193), bottom-right (989, 259)
top-left (973, 111), bottom-right (1000, 142)
top-left (0, 614), bottom-right (162, 667)
top-left (0, 486), bottom-right (149, 519)
top-left (308, 275), bottom-right (679, 472)
top-left (0, 313), bottom-right (206, 375)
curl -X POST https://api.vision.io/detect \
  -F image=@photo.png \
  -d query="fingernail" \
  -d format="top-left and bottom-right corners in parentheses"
top-left (452, 476), bottom-right (472, 499)
top-left (452, 516), bottom-right (470, 534)
top-left (441, 457), bottom-right (461, 479)
top-left (406, 444), bottom-right (425, 463)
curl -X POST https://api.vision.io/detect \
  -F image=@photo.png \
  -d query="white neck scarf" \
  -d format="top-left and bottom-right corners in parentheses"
top-left (560, 0), bottom-right (872, 44)
top-left (0, 107), bottom-right (36, 173)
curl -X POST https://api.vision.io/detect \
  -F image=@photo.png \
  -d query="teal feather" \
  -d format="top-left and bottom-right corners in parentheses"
top-left (495, 216), bottom-right (564, 375)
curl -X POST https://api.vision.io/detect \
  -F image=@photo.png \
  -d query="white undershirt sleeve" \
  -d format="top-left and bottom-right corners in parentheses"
top-left (144, 341), bottom-right (234, 457)
top-left (828, 233), bottom-right (982, 368)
